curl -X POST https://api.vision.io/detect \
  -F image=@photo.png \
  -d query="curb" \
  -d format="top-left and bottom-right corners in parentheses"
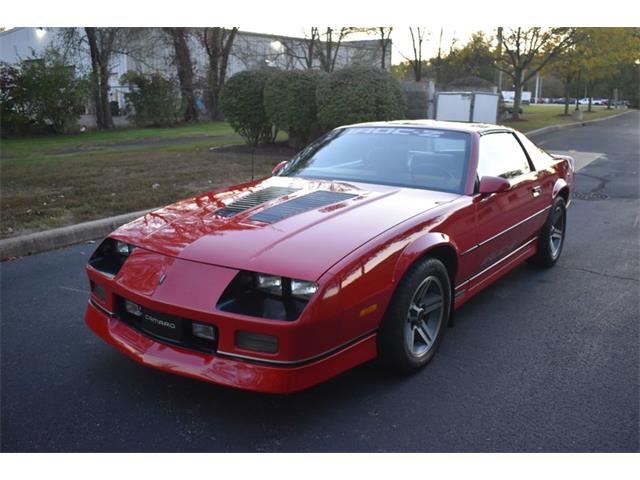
top-left (2, 109), bottom-right (635, 260)
top-left (0, 209), bottom-right (154, 260)
top-left (525, 109), bottom-right (634, 138)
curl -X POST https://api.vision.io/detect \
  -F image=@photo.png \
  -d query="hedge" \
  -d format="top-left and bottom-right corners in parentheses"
top-left (264, 69), bottom-right (327, 149)
top-left (220, 69), bottom-right (277, 146)
top-left (317, 66), bottom-right (406, 130)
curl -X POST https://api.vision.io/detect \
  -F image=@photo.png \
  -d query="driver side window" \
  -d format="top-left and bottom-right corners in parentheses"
top-left (478, 133), bottom-right (531, 180)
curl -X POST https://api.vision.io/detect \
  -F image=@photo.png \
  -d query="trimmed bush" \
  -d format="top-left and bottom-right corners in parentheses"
top-left (121, 71), bottom-right (180, 127)
top-left (317, 66), bottom-right (406, 130)
top-left (221, 69), bottom-right (277, 146)
top-left (264, 70), bottom-right (327, 149)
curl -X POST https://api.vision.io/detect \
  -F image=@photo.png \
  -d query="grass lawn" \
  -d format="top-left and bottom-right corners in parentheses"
top-left (502, 104), bottom-right (627, 132)
top-left (1, 122), bottom-right (291, 239)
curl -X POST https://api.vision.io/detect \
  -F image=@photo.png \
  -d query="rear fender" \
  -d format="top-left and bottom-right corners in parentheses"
top-left (552, 177), bottom-right (569, 201)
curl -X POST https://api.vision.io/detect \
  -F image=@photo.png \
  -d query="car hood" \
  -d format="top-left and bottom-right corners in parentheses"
top-left (113, 176), bottom-right (460, 281)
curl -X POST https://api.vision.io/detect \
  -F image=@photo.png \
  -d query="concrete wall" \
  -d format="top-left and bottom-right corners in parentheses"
top-left (401, 80), bottom-right (436, 120)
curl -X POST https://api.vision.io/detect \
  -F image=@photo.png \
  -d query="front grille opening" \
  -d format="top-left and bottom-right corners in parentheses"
top-left (115, 296), bottom-right (217, 354)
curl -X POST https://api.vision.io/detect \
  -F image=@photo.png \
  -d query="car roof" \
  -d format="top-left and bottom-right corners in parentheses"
top-left (340, 119), bottom-right (514, 135)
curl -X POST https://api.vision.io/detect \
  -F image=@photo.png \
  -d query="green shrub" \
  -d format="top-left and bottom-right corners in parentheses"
top-left (317, 66), bottom-right (406, 130)
top-left (121, 71), bottom-right (180, 127)
top-left (264, 70), bottom-right (327, 149)
top-left (1, 53), bottom-right (87, 135)
top-left (221, 69), bottom-right (277, 146)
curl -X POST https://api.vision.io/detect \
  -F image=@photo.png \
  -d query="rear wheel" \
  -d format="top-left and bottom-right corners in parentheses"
top-left (531, 196), bottom-right (566, 268)
top-left (378, 258), bottom-right (451, 372)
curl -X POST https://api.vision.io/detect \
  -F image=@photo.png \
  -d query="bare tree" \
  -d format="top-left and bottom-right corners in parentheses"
top-left (162, 28), bottom-right (198, 122)
top-left (277, 29), bottom-right (320, 70)
top-left (496, 27), bottom-right (577, 120)
top-left (84, 28), bottom-right (118, 129)
top-left (195, 27), bottom-right (238, 120)
top-left (406, 27), bottom-right (428, 81)
top-left (378, 27), bottom-right (393, 70)
top-left (316, 27), bottom-right (354, 73)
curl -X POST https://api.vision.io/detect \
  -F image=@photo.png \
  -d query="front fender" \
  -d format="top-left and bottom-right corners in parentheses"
top-left (392, 232), bottom-right (459, 283)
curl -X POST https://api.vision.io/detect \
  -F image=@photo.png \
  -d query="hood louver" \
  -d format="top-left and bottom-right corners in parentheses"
top-left (216, 186), bottom-right (299, 217)
top-left (250, 191), bottom-right (357, 224)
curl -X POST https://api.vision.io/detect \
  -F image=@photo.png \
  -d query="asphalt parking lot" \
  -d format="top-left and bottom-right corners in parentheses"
top-left (1, 111), bottom-right (638, 452)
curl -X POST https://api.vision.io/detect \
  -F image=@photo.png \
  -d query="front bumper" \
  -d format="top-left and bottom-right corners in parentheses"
top-left (85, 301), bottom-right (377, 394)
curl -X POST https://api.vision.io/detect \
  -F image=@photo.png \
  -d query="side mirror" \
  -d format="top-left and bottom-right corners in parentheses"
top-left (479, 176), bottom-right (510, 195)
top-left (272, 161), bottom-right (288, 175)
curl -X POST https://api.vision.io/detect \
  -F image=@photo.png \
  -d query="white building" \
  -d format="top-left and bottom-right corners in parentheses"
top-left (1, 27), bottom-right (390, 115)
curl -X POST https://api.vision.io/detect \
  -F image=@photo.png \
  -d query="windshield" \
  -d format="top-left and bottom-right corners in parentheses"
top-left (278, 127), bottom-right (471, 193)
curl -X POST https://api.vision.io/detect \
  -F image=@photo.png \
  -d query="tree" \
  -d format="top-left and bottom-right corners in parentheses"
top-left (162, 28), bottom-right (198, 122)
top-left (59, 27), bottom-right (148, 130)
top-left (316, 27), bottom-right (354, 73)
top-left (274, 29), bottom-right (320, 70)
top-left (546, 28), bottom-right (640, 114)
top-left (84, 27), bottom-right (119, 129)
top-left (378, 27), bottom-right (393, 70)
top-left (433, 31), bottom-right (495, 86)
top-left (406, 27), bottom-right (428, 81)
top-left (496, 27), bottom-right (577, 120)
top-left (195, 27), bottom-right (238, 120)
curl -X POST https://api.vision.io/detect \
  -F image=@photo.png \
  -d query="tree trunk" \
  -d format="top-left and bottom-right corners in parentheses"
top-left (166, 28), bottom-right (198, 123)
top-left (203, 27), bottom-right (237, 121)
top-left (511, 69), bottom-right (523, 120)
top-left (85, 28), bottom-right (113, 130)
top-left (564, 81), bottom-right (571, 115)
top-left (99, 58), bottom-right (113, 129)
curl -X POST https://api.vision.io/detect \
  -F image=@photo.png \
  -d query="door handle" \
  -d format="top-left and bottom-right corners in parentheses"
top-left (532, 186), bottom-right (542, 197)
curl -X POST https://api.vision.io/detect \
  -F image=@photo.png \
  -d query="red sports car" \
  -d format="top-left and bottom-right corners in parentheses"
top-left (85, 120), bottom-right (575, 393)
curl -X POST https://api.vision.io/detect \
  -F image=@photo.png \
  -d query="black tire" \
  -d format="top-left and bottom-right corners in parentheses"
top-left (530, 196), bottom-right (567, 268)
top-left (377, 257), bottom-right (451, 373)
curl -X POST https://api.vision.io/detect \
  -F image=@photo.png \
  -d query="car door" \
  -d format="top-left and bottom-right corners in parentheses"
top-left (465, 131), bottom-right (543, 279)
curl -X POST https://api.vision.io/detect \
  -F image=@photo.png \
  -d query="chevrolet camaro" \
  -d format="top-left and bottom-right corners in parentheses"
top-left (85, 120), bottom-right (575, 393)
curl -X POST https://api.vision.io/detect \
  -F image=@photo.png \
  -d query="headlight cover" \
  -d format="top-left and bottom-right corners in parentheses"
top-left (217, 271), bottom-right (319, 321)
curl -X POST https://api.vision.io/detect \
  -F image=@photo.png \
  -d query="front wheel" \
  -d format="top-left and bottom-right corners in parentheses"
top-left (531, 196), bottom-right (567, 268)
top-left (377, 258), bottom-right (451, 373)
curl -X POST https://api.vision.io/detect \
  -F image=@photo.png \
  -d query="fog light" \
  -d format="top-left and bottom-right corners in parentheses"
top-left (236, 331), bottom-right (278, 353)
top-left (192, 322), bottom-right (216, 341)
top-left (124, 299), bottom-right (142, 317)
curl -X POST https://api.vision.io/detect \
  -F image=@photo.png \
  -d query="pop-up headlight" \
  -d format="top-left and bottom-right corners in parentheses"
top-left (217, 271), bottom-right (319, 321)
